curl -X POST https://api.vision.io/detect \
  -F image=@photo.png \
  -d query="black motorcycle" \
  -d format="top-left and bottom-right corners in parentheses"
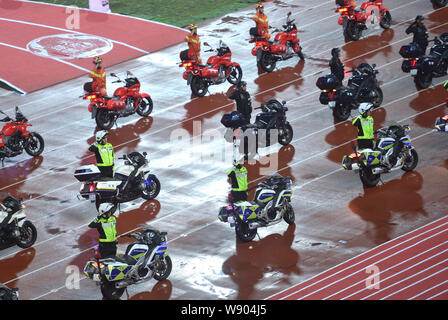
top-left (432, 0), bottom-right (447, 8)
top-left (221, 99), bottom-right (293, 158)
top-left (400, 34), bottom-right (448, 89)
top-left (317, 63), bottom-right (383, 121)
top-left (0, 283), bottom-right (19, 300)
top-left (75, 151), bottom-right (161, 210)
top-left (0, 196), bottom-right (37, 249)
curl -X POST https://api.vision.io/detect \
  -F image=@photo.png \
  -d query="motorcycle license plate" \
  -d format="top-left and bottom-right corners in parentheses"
top-left (89, 193), bottom-right (96, 202)
top-left (410, 69), bottom-right (418, 76)
top-left (328, 101), bottom-right (336, 109)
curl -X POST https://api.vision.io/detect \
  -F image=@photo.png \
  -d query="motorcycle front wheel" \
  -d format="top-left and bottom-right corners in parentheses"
top-left (380, 11), bottom-right (392, 29)
top-left (235, 221), bottom-right (257, 242)
top-left (227, 66), bottom-right (243, 85)
top-left (136, 97), bottom-right (153, 117)
top-left (433, 0), bottom-right (447, 8)
top-left (141, 175), bottom-right (161, 200)
top-left (95, 109), bottom-right (115, 130)
top-left (153, 255), bottom-right (172, 281)
top-left (24, 132), bottom-right (44, 157)
top-left (401, 149), bottom-right (419, 172)
top-left (100, 281), bottom-right (125, 300)
top-left (278, 124), bottom-right (293, 146)
top-left (190, 76), bottom-right (208, 97)
top-left (15, 220), bottom-right (37, 249)
top-left (283, 204), bottom-right (295, 225)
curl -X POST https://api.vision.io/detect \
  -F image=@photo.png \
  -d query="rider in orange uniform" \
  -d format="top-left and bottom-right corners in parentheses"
top-left (252, 3), bottom-right (270, 40)
top-left (185, 24), bottom-right (202, 64)
top-left (89, 57), bottom-right (107, 96)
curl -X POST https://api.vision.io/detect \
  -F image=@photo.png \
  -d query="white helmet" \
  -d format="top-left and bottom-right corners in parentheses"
top-left (98, 203), bottom-right (114, 215)
top-left (358, 102), bottom-right (373, 115)
top-left (95, 130), bottom-right (108, 143)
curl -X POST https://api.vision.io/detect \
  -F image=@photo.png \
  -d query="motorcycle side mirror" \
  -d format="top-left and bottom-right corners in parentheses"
top-left (351, 141), bottom-right (357, 151)
top-left (282, 100), bottom-right (286, 105)
top-left (204, 42), bottom-right (210, 47)
top-left (110, 73), bottom-right (117, 77)
top-left (143, 151), bottom-right (147, 156)
top-left (372, 63), bottom-right (377, 68)
top-left (287, 12), bottom-right (292, 16)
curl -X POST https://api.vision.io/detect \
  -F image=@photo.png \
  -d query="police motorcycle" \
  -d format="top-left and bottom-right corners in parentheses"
top-left (400, 33), bottom-right (448, 89)
top-left (0, 283), bottom-right (19, 300)
top-left (84, 227), bottom-right (172, 300)
top-left (316, 63), bottom-right (383, 121)
top-left (342, 123), bottom-right (418, 187)
top-left (0, 196), bottom-right (37, 249)
top-left (221, 99), bottom-right (293, 159)
top-left (218, 174), bottom-right (295, 242)
top-left (435, 114), bottom-right (448, 132)
top-left (74, 151), bottom-right (161, 209)
top-left (432, 0), bottom-right (447, 8)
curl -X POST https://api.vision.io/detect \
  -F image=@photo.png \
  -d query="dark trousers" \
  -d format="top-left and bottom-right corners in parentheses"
top-left (99, 241), bottom-right (117, 259)
top-left (231, 191), bottom-right (248, 203)
top-left (98, 165), bottom-right (114, 178)
top-left (357, 139), bottom-right (374, 150)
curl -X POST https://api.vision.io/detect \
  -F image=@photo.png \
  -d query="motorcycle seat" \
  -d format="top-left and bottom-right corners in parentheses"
top-left (114, 254), bottom-right (137, 265)
top-left (97, 176), bottom-right (122, 182)
top-left (103, 95), bottom-right (121, 101)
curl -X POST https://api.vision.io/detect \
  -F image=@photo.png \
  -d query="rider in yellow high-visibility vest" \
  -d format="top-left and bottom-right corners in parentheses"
top-left (89, 130), bottom-right (115, 178)
top-left (227, 162), bottom-right (248, 203)
top-left (352, 102), bottom-right (374, 150)
top-left (88, 203), bottom-right (117, 258)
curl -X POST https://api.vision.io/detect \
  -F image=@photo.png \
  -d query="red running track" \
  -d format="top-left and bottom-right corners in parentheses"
top-left (267, 216), bottom-right (448, 300)
top-left (0, 0), bottom-right (187, 94)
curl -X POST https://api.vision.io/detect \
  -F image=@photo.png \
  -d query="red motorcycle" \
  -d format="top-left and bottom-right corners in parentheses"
top-left (81, 71), bottom-right (153, 130)
top-left (335, 0), bottom-right (392, 41)
top-left (250, 12), bottom-right (304, 73)
top-left (179, 40), bottom-right (243, 97)
top-left (0, 107), bottom-right (44, 165)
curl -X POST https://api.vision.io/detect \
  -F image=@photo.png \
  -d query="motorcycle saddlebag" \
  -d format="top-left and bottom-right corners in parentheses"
top-left (74, 165), bottom-right (101, 182)
top-left (221, 111), bottom-right (246, 129)
top-left (399, 44), bottom-right (424, 59)
top-left (316, 74), bottom-right (341, 90)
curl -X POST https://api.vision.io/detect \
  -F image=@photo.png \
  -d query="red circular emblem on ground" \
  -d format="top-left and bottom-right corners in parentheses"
top-left (26, 33), bottom-right (113, 59)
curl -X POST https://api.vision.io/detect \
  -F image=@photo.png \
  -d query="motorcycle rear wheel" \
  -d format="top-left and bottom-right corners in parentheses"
top-left (227, 66), bottom-right (243, 85)
top-left (191, 76), bottom-right (208, 97)
top-left (401, 149), bottom-right (418, 172)
top-left (380, 11), bottom-right (392, 29)
top-left (333, 103), bottom-right (351, 121)
top-left (259, 52), bottom-right (276, 73)
top-left (359, 167), bottom-right (381, 188)
top-left (345, 21), bottom-right (362, 41)
top-left (414, 71), bottom-right (433, 89)
top-left (153, 255), bottom-right (172, 281)
top-left (15, 220), bottom-right (37, 249)
top-left (100, 281), bottom-right (125, 300)
top-left (95, 109), bottom-right (115, 130)
top-left (235, 221), bottom-right (257, 242)
top-left (136, 97), bottom-right (153, 117)
top-left (24, 132), bottom-right (44, 157)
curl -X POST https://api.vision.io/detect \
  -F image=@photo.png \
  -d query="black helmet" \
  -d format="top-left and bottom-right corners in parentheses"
top-left (415, 15), bottom-right (424, 22)
top-left (331, 47), bottom-right (340, 57)
top-left (237, 81), bottom-right (247, 90)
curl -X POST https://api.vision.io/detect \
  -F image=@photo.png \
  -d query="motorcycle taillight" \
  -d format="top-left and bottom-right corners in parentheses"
top-left (89, 183), bottom-right (96, 192)
top-left (411, 59), bottom-right (418, 68)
